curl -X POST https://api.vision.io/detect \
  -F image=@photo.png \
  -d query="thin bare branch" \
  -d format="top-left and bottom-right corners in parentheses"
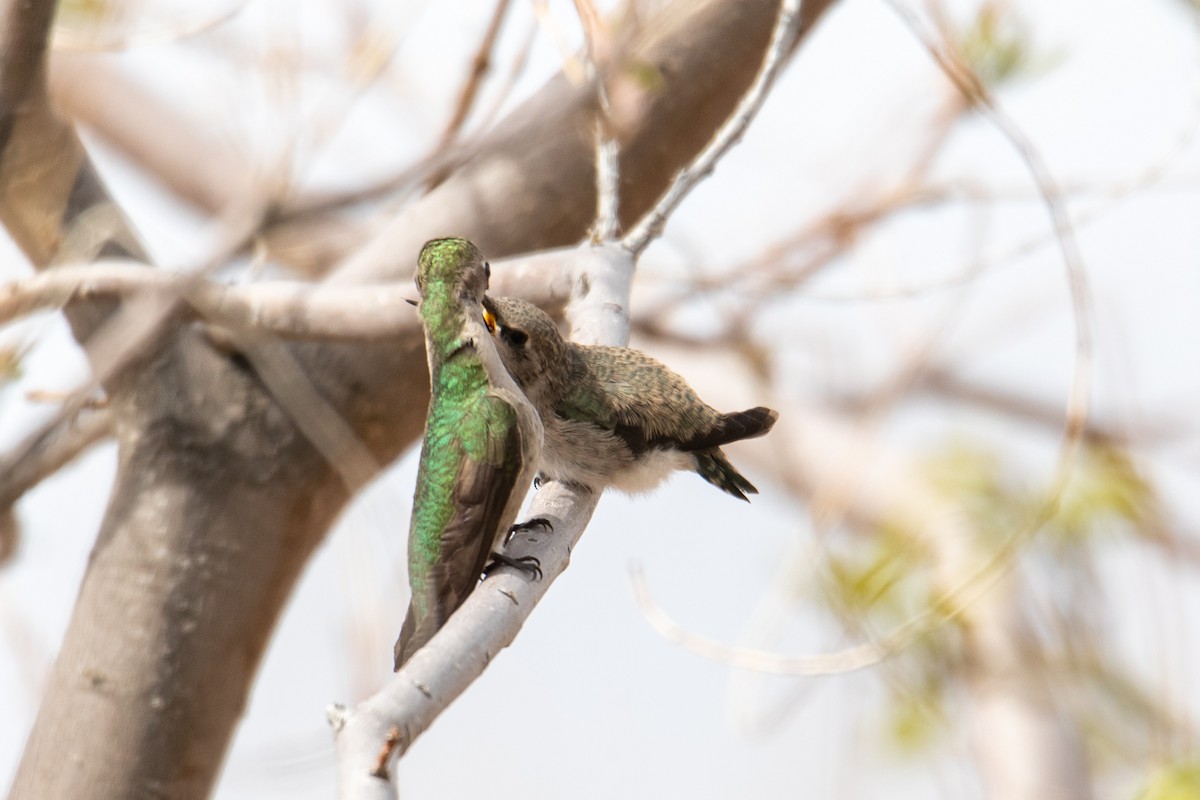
top-left (0, 406), bottom-right (112, 566)
top-left (622, 0), bottom-right (805, 256)
top-left (434, 0), bottom-right (514, 150)
top-left (574, 0), bottom-right (620, 242)
top-left (630, 562), bottom-right (891, 675)
top-left (916, 368), bottom-right (1186, 449)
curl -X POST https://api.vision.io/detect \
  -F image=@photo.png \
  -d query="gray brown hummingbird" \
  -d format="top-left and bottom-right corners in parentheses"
top-left (482, 296), bottom-right (777, 500)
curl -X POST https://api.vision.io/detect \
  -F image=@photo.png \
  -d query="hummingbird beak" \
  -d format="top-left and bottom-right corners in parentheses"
top-left (404, 298), bottom-right (418, 307)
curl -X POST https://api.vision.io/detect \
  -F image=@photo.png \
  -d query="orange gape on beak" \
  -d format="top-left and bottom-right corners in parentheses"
top-left (482, 306), bottom-right (497, 334)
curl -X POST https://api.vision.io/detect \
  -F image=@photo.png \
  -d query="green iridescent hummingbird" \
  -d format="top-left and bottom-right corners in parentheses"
top-left (482, 296), bottom-right (778, 501)
top-left (393, 239), bottom-right (544, 670)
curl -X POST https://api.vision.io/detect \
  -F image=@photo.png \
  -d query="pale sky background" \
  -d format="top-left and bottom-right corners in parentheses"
top-left (2, 0), bottom-right (1200, 797)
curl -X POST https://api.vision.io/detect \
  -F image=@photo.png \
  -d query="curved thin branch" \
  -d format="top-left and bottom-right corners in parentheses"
top-left (866, 0), bottom-right (1094, 650)
top-left (630, 562), bottom-right (892, 676)
top-left (621, 0), bottom-right (806, 256)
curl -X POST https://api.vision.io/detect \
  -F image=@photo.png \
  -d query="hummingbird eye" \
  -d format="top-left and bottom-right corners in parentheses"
top-left (483, 261), bottom-right (491, 284)
top-left (501, 326), bottom-right (528, 348)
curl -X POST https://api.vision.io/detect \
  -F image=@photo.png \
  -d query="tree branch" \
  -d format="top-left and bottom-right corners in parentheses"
top-left (0, 406), bottom-right (111, 566)
top-left (433, 0), bottom-right (514, 151)
top-left (0, 252), bottom-right (582, 342)
top-left (621, 0), bottom-right (806, 256)
top-left (48, 56), bottom-right (254, 214)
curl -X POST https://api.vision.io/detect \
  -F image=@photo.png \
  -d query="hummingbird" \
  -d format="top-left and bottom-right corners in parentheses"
top-left (481, 296), bottom-right (778, 500)
top-left (393, 238), bottom-right (544, 670)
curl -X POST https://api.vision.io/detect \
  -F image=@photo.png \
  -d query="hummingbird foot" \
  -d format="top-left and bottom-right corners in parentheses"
top-left (503, 516), bottom-right (553, 545)
top-left (511, 516), bottom-right (553, 535)
top-left (483, 552), bottom-right (543, 581)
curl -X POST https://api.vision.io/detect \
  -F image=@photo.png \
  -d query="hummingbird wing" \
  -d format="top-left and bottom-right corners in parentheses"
top-left (394, 394), bottom-right (528, 669)
top-left (562, 347), bottom-right (724, 448)
top-left (564, 349), bottom-right (779, 451)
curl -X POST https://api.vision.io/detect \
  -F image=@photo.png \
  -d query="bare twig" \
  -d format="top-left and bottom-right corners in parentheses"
top-left (621, 0), bottom-right (806, 256)
top-left (531, 0), bottom-right (587, 85)
top-left (0, 407), bottom-right (112, 566)
top-left (434, 0), bottom-right (514, 150)
top-left (472, 20), bottom-right (539, 134)
top-left (591, 128), bottom-right (620, 242)
top-left (630, 562), bottom-right (890, 675)
top-left (574, 0), bottom-right (620, 242)
top-left (916, 368), bottom-right (1185, 449)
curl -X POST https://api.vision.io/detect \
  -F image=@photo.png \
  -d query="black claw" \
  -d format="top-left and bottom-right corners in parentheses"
top-left (484, 552), bottom-right (543, 581)
top-left (511, 517), bottom-right (553, 535)
top-left (504, 516), bottom-right (553, 545)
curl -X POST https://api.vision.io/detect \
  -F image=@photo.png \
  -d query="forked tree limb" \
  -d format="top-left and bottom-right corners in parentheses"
top-left (4, 2), bottom-right (837, 798)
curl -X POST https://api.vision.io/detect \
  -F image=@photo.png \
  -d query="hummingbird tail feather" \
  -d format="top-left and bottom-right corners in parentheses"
top-left (694, 449), bottom-right (758, 501)
top-left (681, 407), bottom-right (779, 451)
top-left (720, 406), bottom-right (779, 443)
top-left (394, 603), bottom-right (437, 670)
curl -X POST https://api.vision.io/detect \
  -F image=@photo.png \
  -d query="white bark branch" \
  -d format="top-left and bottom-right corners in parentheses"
top-left (0, 252), bottom-right (579, 341)
top-left (621, 0), bottom-right (806, 256)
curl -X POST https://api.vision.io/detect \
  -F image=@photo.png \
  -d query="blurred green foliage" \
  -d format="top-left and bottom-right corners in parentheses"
top-left (1055, 445), bottom-right (1155, 543)
top-left (56, 0), bottom-right (114, 27)
top-left (1138, 762), bottom-right (1200, 800)
top-left (953, 3), bottom-right (1058, 88)
top-left (818, 436), bottom-right (1162, 758)
top-left (625, 60), bottom-right (665, 92)
top-left (0, 345), bottom-right (26, 384)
